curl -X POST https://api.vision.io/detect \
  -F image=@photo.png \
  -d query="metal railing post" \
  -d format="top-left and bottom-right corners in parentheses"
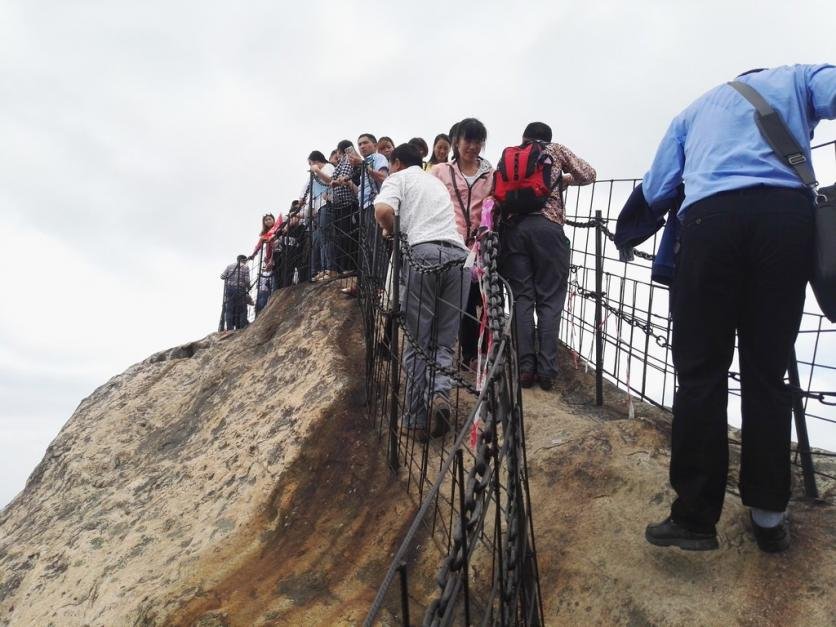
top-left (594, 210), bottom-right (604, 406)
top-left (388, 212), bottom-right (401, 470)
top-left (456, 448), bottom-right (471, 626)
top-left (788, 348), bottom-right (819, 499)
top-left (397, 562), bottom-right (410, 626)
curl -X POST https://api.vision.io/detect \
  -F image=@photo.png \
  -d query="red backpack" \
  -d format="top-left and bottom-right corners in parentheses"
top-left (494, 141), bottom-right (561, 214)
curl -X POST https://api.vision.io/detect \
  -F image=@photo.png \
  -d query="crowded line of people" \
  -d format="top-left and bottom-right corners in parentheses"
top-left (220, 63), bottom-right (835, 555)
top-left (225, 119), bottom-right (596, 417)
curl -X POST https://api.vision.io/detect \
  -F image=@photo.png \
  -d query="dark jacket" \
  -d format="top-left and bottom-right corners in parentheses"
top-left (614, 183), bottom-right (684, 286)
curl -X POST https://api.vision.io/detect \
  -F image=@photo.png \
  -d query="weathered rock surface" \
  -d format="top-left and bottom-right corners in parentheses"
top-left (1, 283), bottom-right (834, 626)
top-left (526, 353), bottom-right (836, 626)
top-left (0, 285), bottom-right (412, 625)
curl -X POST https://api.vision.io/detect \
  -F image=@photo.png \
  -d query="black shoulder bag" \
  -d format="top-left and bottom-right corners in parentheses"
top-left (729, 80), bottom-right (836, 322)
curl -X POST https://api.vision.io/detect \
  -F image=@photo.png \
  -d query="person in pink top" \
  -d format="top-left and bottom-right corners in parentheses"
top-left (432, 118), bottom-right (495, 369)
top-left (249, 213), bottom-right (282, 270)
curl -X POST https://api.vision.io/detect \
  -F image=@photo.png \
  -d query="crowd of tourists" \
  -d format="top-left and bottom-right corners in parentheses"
top-left (218, 63), bottom-right (835, 555)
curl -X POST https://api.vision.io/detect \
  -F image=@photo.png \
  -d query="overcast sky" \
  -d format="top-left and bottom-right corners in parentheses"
top-left (1, 1), bottom-right (834, 507)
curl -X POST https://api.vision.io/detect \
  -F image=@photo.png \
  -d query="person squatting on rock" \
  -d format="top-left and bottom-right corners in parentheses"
top-left (374, 142), bottom-right (469, 443)
top-left (496, 121), bottom-right (596, 391)
top-left (641, 64), bottom-right (836, 553)
top-left (220, 255), bottom-right (251, 331)
top-left (432, 118), bottom-right (494, 372)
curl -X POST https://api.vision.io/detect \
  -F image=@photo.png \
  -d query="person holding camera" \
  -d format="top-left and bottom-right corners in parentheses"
top-left (327, 139), bottom-right (362, 279)
top-left (642, 64), bottom-right (836, 553)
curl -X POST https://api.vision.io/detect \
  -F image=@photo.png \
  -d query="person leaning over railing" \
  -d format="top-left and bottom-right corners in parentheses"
top-left (329, 139), bottom-right (362, 279)
top-left (374, 142), bottom-right (469, 443)
top-left (641, 64), bottom-right (836, 554)
top-left (344, 133), bottom-right (390, 296)
top-left (302, 150), bottom-right (337, 283)
top-left (497, 121), bottom-right (596, 391)
top-left (220, 254), bottom-right (251, 331)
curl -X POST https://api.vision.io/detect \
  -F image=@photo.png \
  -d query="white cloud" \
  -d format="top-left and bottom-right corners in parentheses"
top-left (1, 0), bottom-right (834, 505)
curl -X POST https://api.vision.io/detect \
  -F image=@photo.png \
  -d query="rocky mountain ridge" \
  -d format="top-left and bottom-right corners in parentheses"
top-left (1, 283), bottom-right (833, 625)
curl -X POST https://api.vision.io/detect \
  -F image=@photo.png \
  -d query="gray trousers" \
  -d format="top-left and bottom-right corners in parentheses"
top-left (499, 214), bottom-right (570, 378)
top-left (400, 242), bottom-right (468, 428)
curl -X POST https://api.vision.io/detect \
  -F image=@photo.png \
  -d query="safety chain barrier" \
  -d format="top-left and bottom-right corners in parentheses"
top-left (568, 273), bottom-right (836, 405)
top-left (364, 225), bottom-right (543, 625)
top-left (560, 159), bottom-right (835, 498)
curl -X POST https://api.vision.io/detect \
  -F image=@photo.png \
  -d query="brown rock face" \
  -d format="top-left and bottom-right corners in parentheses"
top-left (525, 353), bottom-right (836, 626)
top-left (1, 284), bottom-right (834, 626)
top-left (0, 285), bottom-right (411, 626)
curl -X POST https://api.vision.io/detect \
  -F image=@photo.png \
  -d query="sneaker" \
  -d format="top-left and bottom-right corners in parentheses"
top-left (645, 516), bottom-right (719, 551)
top-left (750, 513), bottom-right (790, 553)
top-left (430, 396), bottom-right (452, 438)
top-left (537, 375), bottom-right (554, 391)
top-left (409, 426), bottom-right (429, 443)
top-left (520, 372), bottom-right (535, 389)
top-left (340, 285), bottom-right (358, 297)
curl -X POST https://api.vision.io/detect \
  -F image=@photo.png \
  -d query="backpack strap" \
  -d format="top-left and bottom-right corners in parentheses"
top-left (727, 80), bottom-right (818, 189)
top-left (447, 163), bottom-right (471, 231)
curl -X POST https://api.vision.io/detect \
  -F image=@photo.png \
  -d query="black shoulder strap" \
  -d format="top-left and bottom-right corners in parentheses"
top-left (727, 80), bottom-right (817, 189)
top-left (447, 164), bottom-right (470, 228)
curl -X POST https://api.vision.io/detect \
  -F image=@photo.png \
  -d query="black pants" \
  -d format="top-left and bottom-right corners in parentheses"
top-left (334, 202), bottom-right (359, 274)
top-left (498, 214), bottom-right (570, 378)
top-left (669, 186), bottom-right (814, 532)
top-left (460, 281), bottom-right (482, 364)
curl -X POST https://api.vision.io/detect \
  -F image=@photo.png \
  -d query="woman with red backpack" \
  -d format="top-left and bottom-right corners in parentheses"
top-left (432, 118), bottom-right (494, 371)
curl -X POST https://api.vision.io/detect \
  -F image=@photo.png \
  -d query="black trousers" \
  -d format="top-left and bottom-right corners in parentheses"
top-left (669, 186), bottom-right (814, 532)
top-left (460, 281), bottom-right (483, 364)
top-left (498, 214), bottom-right (570, 378)
top-left (334, 201), bottom-right (359, 274)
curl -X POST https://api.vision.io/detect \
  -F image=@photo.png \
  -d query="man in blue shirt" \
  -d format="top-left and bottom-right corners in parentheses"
top-left (643, 64), bottom-right (836, 553)
top-left (346, 133), bottom-right (389, 295)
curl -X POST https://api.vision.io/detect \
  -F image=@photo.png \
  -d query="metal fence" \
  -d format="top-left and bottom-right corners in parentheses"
top-left (219, 166), bottom-right (545, 625)
top-left (215, 140), bottom-right (835, 623)
top-left (354, 171), bottom-right (543, 625)
top-left (559, 139), bottom-right (836, 496)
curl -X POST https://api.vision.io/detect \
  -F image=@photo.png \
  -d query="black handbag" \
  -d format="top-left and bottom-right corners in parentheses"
top-left (729, 80), bottom-right (836, 322)
top-left (811, 184), bottom-right (836, 321)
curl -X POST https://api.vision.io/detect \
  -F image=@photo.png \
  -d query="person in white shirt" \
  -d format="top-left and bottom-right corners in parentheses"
top-left (301, 150), bottom-right (337, 281)
top-left (374, 143), bottom-right (468, 442)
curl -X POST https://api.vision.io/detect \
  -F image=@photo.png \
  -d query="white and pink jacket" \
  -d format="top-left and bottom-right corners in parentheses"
top-left (431, 158), bottom-right (494, 245)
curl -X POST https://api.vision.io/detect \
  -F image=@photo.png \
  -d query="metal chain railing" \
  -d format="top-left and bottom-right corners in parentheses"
top-left (364, 226), bottom-right (543, 626)
top-left (559, 154), bottom-right (835, 497)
